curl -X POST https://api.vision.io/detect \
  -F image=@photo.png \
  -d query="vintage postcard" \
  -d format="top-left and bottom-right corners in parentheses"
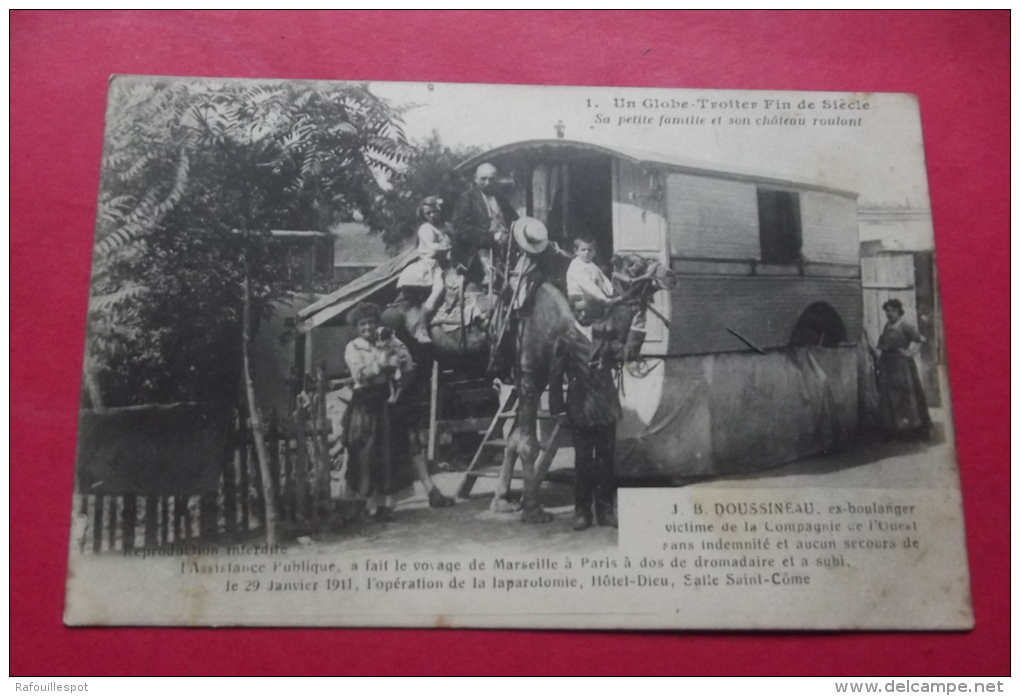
top-left (65, 77), bottom-right (972, 630)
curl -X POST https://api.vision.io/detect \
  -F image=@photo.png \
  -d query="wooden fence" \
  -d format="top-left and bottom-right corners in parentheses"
top-left (861, 251), bottom-right (940, 406)
top-left (74, 370), bottom-right (337, 554)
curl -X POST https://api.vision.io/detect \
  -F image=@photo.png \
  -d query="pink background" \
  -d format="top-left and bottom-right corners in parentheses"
top-left (11, 11), bottom-right (1009, 676)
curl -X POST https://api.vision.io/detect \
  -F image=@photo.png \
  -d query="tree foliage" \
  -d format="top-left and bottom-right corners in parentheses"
top-left (88, 77), bottom-right (411, 406)
top-left (378, 131), bottom-right (484, 250)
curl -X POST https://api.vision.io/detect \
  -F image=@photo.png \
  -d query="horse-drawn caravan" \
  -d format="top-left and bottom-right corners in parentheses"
top-left (455, 139), bottom-right (863, 480)
top-left (294, 138), bottom-right (864, 488)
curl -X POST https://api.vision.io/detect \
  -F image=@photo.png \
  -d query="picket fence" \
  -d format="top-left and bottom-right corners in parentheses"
top-left (74, 373), bottom-right (337, 554)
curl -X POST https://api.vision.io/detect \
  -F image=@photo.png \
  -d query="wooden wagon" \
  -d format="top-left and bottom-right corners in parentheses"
top-left (455, 139), bottom-right (864, 480)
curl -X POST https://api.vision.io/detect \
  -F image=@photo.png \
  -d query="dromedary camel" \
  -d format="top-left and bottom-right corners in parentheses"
top-left (381, 255), bottom-right (674, 523)
top-left (492, 281), bottom-right (591, 522)
top-left (492, 258), bottom-right (676, 522)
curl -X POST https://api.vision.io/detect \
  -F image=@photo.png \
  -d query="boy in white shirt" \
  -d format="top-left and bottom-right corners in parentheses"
top-left (566, 237), bottom-right (615, 310)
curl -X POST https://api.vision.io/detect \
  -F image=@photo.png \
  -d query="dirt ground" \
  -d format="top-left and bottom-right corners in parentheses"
top-left (309, 464), bottom-right (618, 556)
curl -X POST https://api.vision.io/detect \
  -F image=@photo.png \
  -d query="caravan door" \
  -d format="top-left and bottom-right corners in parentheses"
top-left (612, 158), bottom-right (671, 430)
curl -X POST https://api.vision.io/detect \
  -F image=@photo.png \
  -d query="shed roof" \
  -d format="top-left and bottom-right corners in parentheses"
top-left (457, 139), bottom-right (857, 198)
top-left (269, 230), bottom-right (332, 238)
top-left (294, 247), bottom-right (417, 335)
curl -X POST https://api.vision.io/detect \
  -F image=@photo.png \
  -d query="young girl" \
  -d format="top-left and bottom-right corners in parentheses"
top-left (396, 196), bottom-right (453, 315)
top-left (340, 302), bottom-right (417, 521)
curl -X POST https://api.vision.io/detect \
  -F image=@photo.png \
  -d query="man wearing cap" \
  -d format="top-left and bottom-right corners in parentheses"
top-left (452, 162), bottom-right (519, 286)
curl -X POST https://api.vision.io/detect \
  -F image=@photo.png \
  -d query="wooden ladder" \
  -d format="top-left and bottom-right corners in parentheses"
top-left (456, 382), bottom-right (563, 498)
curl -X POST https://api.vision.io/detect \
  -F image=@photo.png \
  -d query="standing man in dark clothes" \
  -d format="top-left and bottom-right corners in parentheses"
top-left (452, 162), bottom-right (519, 287)
top-left (548, 297), bottom-right (623, 530)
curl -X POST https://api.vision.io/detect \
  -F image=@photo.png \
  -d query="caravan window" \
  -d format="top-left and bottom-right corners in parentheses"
top-left (757, 189), bottom-right (802, 264)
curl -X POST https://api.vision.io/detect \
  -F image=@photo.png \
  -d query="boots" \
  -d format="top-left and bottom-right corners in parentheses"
top-left (572, 508), bottom-right (593, 531)
top-left (428, 486), bottom-right (455, 508)
top-left (595, 501), bottom-right (618, 528)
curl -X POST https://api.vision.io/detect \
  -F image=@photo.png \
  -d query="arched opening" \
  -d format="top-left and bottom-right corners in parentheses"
top-left (789, 302), bottom-right (847, 348)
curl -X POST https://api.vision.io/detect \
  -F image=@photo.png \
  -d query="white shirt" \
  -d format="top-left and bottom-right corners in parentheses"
top-left (344, 336), bottom-right (413, 389)
top-left (566, 257), bottom-right (615, 301)
top-left (415, 222), bottom-right (452, 259)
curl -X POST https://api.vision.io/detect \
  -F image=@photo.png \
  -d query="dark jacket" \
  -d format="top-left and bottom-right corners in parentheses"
top-left (548, 328), bottom-right (623, 427)
top-left (451, 185), bottom-right (519, 268)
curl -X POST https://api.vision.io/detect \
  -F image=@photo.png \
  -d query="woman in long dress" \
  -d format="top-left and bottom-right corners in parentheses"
top-left (340, 302), bottom-right (416, 521)
top-left (874, 299), bottom-right (931, 439)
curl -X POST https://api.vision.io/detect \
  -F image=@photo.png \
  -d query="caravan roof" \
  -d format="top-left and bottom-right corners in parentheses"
top-left (457, 139), bottom-right (857, 199)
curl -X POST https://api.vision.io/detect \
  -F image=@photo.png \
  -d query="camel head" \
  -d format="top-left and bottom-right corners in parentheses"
top-left (612, 254), bottom-right (678, 294)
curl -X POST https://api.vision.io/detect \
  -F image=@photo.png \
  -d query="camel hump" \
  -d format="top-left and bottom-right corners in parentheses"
top-left (533, 281), bottom-right (573, 319)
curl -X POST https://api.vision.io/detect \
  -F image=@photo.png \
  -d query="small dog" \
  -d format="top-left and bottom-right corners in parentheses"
top-left (375, 326), bottom-right (405, 404)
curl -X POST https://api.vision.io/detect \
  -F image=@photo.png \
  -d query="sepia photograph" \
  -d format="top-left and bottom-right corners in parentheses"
top-left (64, 77), bottom-right (970, 630)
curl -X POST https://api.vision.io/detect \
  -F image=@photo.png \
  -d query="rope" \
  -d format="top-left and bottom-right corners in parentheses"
top-left (457, 273), bottom-right (467, 355)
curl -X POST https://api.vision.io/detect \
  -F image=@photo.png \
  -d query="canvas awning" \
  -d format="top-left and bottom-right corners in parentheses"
top-left (294, 247), bottom-right (417, 335)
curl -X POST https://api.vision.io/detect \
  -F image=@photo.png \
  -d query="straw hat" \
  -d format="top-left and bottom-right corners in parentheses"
top-left (511, 217), bottom-right (549, 255)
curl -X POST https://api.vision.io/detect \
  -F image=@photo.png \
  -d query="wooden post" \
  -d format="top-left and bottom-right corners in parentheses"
top-left (239, 426), bottom-right (251, 531)
top-left (184, 497), bottom-right (194, 540)
top-left (76, 495), bottom-right (89, 554)
top-left (305, 397), bottom-right (324, 524)
top-left (92, 494), bottom-right (104, 553)
top-left (82, 350), bottom-right (104, 409)
top-left (221, 424), bottom-right (238, 535)
top-left (242, 257), bottom-right (279, 546)
top-left (199, 492), bottom-right (218, 539)
top-left (282, 436), bottom-right (294, 522)
top-left (121, 496), bottom-right (136, 550)
top-left (314, 366), bottom-right (332, 522)
top-left (267, 415), bottom-right (282, 521)
top-left (144, 495), bottom-right (159, 547)
top-left (427, 359), bottom-right (439, 464)
top-left (251, 447), bottom-right (267, 534)
top-left (293, 398), bottom-right (311, 522)
top-left (173, 495), bottom-right (188, 541)
top-left (107, 497), bottom-right (118, 550)
top-left (159, 496), bottom-right (169, 545)
top-left (304, 330), bottom-right (314, 384)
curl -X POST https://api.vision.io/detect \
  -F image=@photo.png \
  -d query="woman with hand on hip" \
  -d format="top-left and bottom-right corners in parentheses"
top-left (874, 299), bottom-right (932, 439)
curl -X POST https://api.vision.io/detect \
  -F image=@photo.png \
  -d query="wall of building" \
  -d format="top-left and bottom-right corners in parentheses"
top-left (666, 173), bottom-right (760, 259)
top-left (250, 294), bottom-right (355, 422)
top-left (665, 172), bottom-right (860, 267)
top-left (800, 191), bottom-right (859, 265)
top-left (666, 275), bottom-right (862, 355)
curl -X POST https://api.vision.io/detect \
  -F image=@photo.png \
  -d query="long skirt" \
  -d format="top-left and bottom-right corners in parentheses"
top-left (877, 351), bottom-right (932, 435)
top-left (397, 257), bottom-right (441, 289)
top-left (340, 384), bottom-right (416, 507)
